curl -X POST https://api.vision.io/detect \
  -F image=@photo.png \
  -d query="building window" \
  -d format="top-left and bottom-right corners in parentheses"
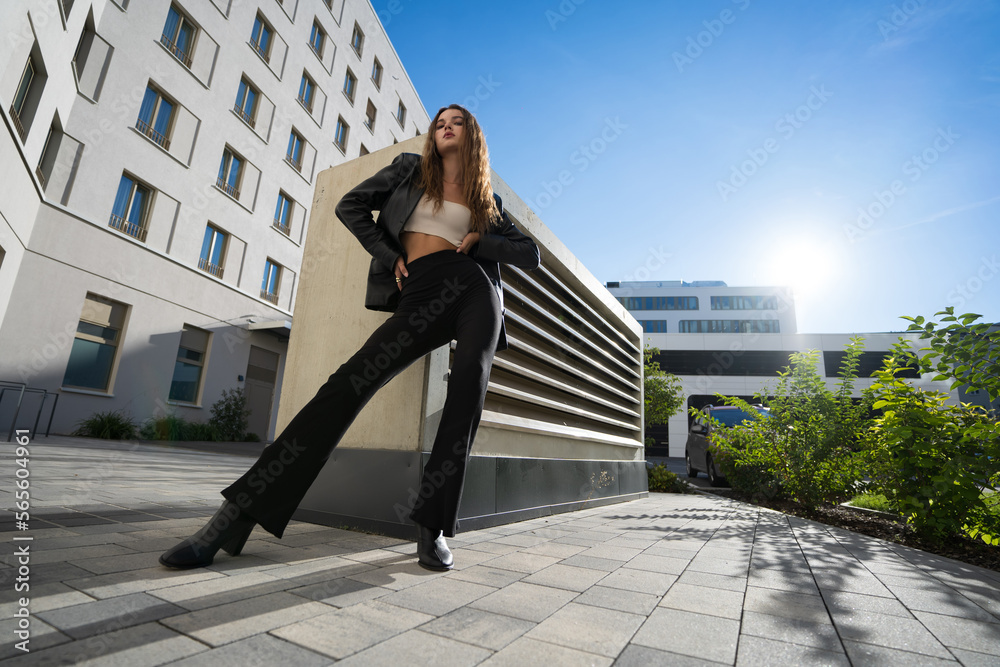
top-left (359, 144), bottom-right (369, 156)
top-left (169, 325), bottom-right (210, 403)
top-left (285, 129), bottom-right (304, 172)
top-left (395, 100), bottom-right (406, 127)
top-left (309, 20), bottom-right (326, 59)
top-left (273, 191), bottom-right (293, 235)
top-left (198, 224), bottom-right (226, 278)
top-left (234, 77), bottom-right (258, 127)
top-left (371, 57), bottom-right (382, 89)
top-left (10, 56), bottom-right (36, 141)
top-left (334, 116), bottom-right (349, 153)
top-left (217, 148), bottom-right (242, 199)
top-left (136, 85), bottom-right (174, 150)
top-left (679, 320), bottom-right (781, 334)
top-left (364, 99), bottom-right (376, 132)
top-left (109, 173), bottom-right (151, 242)
top-left (261, 259), bottom-right (281, 304)
top-left (63, 294), bottom-right (127, 392)
top-left (298, 72), bottom-right (315, 112)
top-left (619, 296), bottom-right (699, 310)
top-left (250, 13), bottom-right (273, 62)
top-left (351, 23), bottom-right (364, 57)
top-left (161, 4), bottom-right (196, 68)
top-left (711, 295), bottom-right (779, 310)
top-left (343, 68), bottom-right (356, 103)
top-left (639, 320), bottom-right (667, 333)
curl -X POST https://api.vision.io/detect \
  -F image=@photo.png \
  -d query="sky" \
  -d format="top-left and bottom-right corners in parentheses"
top-left (380, 0), bottom-right (1000, 334)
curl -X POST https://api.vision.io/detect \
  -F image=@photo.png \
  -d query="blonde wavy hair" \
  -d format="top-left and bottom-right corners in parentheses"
top-left (418, 104), bottom-right (497, 234)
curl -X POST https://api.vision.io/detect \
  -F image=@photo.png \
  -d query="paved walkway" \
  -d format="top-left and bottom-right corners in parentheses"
top-left (1, 436), bottom-right (998, 665)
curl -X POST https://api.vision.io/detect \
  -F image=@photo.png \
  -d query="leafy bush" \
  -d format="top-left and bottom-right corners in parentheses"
top-left (73, 410), bottom-right (137, 440)
top-left (644, 347), bottom-right (685, 427)
top-left (140, 415), bottom-right (218, 441)
top-left (868, 337), bottom-right (999, 545)
top-left (647, 464), bottom-right (689, 493)
top-left (210, 387), bottom-right (251, 442)
top-left (706, 339), bottom-right (871, 510)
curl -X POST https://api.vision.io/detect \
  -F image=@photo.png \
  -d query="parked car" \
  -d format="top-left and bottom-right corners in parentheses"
top-left (685, 405), bottom-right (770, 487)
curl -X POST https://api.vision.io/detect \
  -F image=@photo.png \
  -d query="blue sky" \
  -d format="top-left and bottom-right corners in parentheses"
top-left (380, 0), bottom-right (1000, 334)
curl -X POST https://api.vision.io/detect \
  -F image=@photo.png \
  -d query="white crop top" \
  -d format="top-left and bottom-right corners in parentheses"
top-left (401, 194), bottom-right (471, 246)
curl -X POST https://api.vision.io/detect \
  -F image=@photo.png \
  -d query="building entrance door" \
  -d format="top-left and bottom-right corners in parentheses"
top-left (245, 346), bottom-right (279, 441)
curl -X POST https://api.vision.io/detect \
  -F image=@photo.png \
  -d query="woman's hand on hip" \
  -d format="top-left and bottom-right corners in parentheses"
top-left (457, 232), bottom-right (481, 255)
top-left (393, 256), bottom-right (408, 291)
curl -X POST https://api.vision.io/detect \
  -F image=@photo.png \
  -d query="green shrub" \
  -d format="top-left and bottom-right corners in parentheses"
top-left (73, 410), bottom-right (137, 440)
top-left (210, 387), bottom-right (251, 442)
top-left (184, 421), bottom-right (218, 441)
top-left (868, 339), bottom-right (1000, 544)
top-left (848, 492), bottom-right (898, 514)
top-left (647, 464), bottom-right (689, 493)
top-left (140, 415), bottom-right (218, 441)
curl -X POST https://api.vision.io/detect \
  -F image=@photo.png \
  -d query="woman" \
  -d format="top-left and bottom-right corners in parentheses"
top-left (160, 104), bottom-right (540, 571)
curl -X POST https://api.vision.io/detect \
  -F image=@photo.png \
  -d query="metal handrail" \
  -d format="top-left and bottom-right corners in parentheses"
top-left (108, 214), bottom-right (148, 242)
top-left (1, 381), bottom-right (59, 441)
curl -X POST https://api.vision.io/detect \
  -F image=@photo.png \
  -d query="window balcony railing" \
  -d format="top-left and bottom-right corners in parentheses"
top-left (234, 103), bottom-right (255, 129)
top-left (198, 257), bottom-right (224, 279)
top-left (9, 104), bottom-right (26, 141)
top-left (35, 165), bottom-right (46, 187)
top-left (250, 39), bottom-right (270, 63)
top-left (309, 42), bottom-right (322, 59)
top-left (298, 95), bottom-right (313, 113)
top-left (160, 34), bottom-right (193, 68)
top-left (284, 153), bottom-right (302, 173)
top-left (109, 214), bottom-right (148, 242)
top-left (364, 118), bottom-right (375, 132)
top-left (260, 289), bottom-right (279, 305)
top-left (135, 118), bottom-right (171, 150)
top-left (216, 177), bottom-right (240, 200)
top-left (272, 217), bottom-right (290, 235)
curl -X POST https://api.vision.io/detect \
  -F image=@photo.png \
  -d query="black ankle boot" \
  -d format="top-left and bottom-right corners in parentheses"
top-left (416, 523), bottom-right (453, 571)
top-left (159, 500), bottom-right (256, 569)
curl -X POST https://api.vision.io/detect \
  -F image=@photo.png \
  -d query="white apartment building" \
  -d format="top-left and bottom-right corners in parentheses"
top-left (0, 0), bottom-right (429, 440)
top-left (606, 281), bottom-right (956, 457)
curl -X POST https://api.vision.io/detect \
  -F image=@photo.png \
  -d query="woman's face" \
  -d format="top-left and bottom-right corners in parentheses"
top-left (434, 108), bottom-right (465, 155)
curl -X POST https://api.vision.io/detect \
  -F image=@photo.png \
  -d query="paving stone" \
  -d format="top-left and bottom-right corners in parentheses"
top-left (631, 607), bottom-right (740, 664)
top-left (469, 581), bottom-right (578, 622)
top-left (478, 636), bottom-right (612, 666)
top-left (743, 585), bottom-right (831, 623)
top-left (842, 640), bottom-right (960, 666)
top-left (288, 575), bottom-right (390, 608)
top-left (888, 583), bottom-right (1000, 623)
top-left (270, 600), bottom-right (434, 659)
top-left (0, 616), bottom-right (71, 661)
top-left (736, 634), bottom-right (850, 667)
top-left (913, 609), bottom-right (1000, 654)
top-left (1, 621), bottom-right (202, 666)
top-left (160, 591), bottom-right (330, 647)
top-left (0, 582), bottom-right (93, 616)
top-left (447, 564), bottom-right (527, 588)
top-left (522, 563), bottom-right (608, 592)
top-left (380, 576), bottom-right (496, 616)
top-left (659, 582), bottom-right (745, 620)
top-left (9, 544), bottom-right (137, 568)
top-left (829, 607), bottom-right (953, 658)
top-left (251, 554), bottom-right (375, 582)
top-left (559, 554), bottom-right (626, 572)
top-left (521, 541), bottom-right (587, 559)
top-left (347, 562), bottom-right (448, 591)
top-left (615, 643), bottom-right (728, 666)
top-left (948, 647), bottom-right (1000, 667)
top-left (597, 566), bottom-right (676, 596)
top-left (574, 584), bottom-right (660, 616)
top-left (677, 570), bottom-right (746, 593)
top-left (166, 633), bottom-right (330, 666)
top-left (493, 532), bottom-right (552, 548)
top-left (485, 551), bottom-right (561, 574)
top-left (527, 601), bottom-right (644, 657)
top-left (148, 570), bottom-right (289, 610)
top-left (421, 606), bottom-right (535, 650)
top-left (748, 567), bottom-right (821, 595)
top-left (741, 610), bottom-right (842, 651)
top-left (819, 589), bottom-right (911, 618)
top-left (622, 553), bottom-right (690, 575)
top-left (576, 544), bottom-right (644, 562)
top-left (35, 592), bottom-right (186, 639)
top-left (332, 628), bottom-right (492, 666)
top-left (65, 566), bottom-right (222, 601)
top-left (459, 541), bottom-right (522, 555)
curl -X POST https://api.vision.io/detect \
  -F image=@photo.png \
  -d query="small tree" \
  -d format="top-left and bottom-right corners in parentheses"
top-left (209, 387), bottom-right (251, 442)
top-left (644, 347), bottom-right (685, 430)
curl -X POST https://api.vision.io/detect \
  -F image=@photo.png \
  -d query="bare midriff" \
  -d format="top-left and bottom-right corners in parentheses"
top-left (400, 231), bottom-right (458, 263)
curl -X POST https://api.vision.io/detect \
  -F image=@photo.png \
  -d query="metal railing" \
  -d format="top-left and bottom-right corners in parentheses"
top-left (160, 34), bottom-right (193, 68)
top-left (272, 217), bottom-right (291, 235)
top-left (285, 153), bottom-right (302, 172)
top-left (108, 214), bottom-right (148, 242)
top-left (216, 177), bottom-right (240, 200)
top-left (135, 117), bottom-right (171, 150)
top-left (35, 165), bottom-right (46, 187)
top-left (1, 381), bottom-right (59, 442)
top-left (250, 39), bottom-right (270, 63)
top-left (260, 289), bottom-right (279, 305)
top-left (234, 103), bottom-right (255, 128)
top-left (9, 103), bottom-right (26, 141)
top-left (198, 257), bottom-right (224, 278)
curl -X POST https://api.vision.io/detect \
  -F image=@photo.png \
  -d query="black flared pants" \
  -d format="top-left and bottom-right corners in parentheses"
top-left (222, 250), bottom-right (502, 538)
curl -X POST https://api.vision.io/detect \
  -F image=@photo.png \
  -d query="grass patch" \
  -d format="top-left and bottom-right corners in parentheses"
top-left (848, 492), bottom-right (898, 514)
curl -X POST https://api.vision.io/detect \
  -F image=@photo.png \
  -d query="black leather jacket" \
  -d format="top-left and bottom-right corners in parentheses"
top-left (335, 152), bottom-right (540, 351)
